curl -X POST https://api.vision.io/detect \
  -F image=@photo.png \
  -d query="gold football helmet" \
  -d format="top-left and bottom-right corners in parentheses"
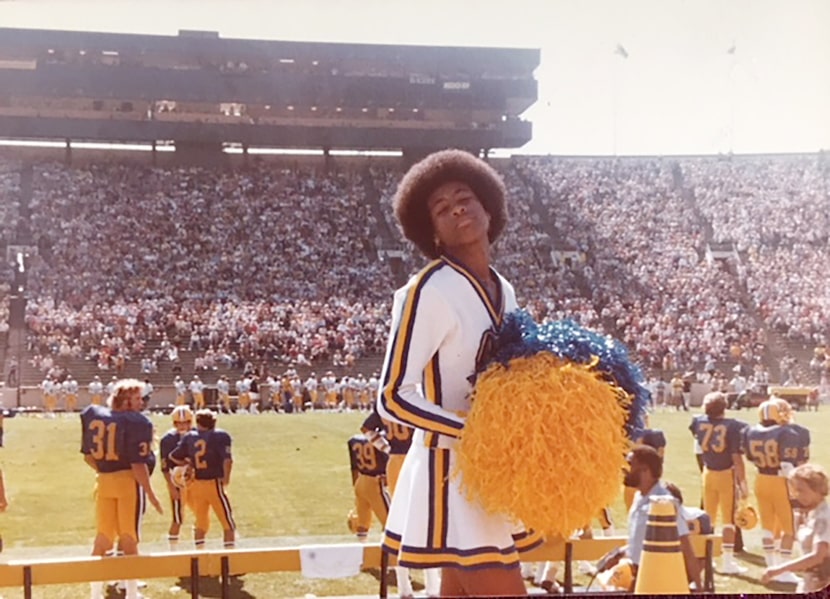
top-left (758, 399), bottom-right (790, 424)
top-left (734, 501), bottom-right (758, 530)
top-left (769, 396), bottom-right (793, 424)
top-left (171, 464), bottom-right (194, 488)
top-left (171, 405), bottom-right (193, 424)
top-left (597, 558), bottom-right (635, 591)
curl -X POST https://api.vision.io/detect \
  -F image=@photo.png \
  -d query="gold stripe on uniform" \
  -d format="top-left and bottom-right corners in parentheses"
top-left (423, 354), bottom-right (440, 447)
top-left (382, 261), bottom-right (462, 437)
top-left (433, 449), bottom-right (448, 550)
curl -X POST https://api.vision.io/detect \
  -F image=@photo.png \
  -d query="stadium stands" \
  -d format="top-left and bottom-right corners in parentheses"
top-left (0, 152), bottom-right (828, 397)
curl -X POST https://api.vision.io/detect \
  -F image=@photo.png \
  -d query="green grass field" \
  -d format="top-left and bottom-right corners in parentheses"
top-left (0, 406), bottom-right (827, 598)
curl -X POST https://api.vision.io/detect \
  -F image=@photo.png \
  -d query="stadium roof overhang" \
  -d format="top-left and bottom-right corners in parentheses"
top-left (0, 27), bottom-right (540, 75)
top-left (0, 114), bottom-right (532, 150)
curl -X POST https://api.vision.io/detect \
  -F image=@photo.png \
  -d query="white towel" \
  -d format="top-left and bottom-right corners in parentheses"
top-left (299, 543), bottom-right (365, 579)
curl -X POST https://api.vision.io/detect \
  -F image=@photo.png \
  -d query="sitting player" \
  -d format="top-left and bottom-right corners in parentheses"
top-left (665, 482), bottom-right (714, 535)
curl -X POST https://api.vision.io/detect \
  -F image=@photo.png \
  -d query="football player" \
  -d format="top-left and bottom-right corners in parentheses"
top-left (189, 376), bottom-right (205, 410)
top-left (356, 373), bottom-right (370, 411)
top-left (771, 397), bottom-right (811, 466)
top-left (347, 431), bottom-right (390, 541)
top-left (80, 378), bottom-right (163, 599)
top-left (248, 375), bottom-right (260, 414)
top-left (216, 375), bottom-right (231, 413)
top-left (40, 375), bottom-right (57, 418)
top-left (290, 370), bottom-right (304, 413)
top-left (169, 409), bottom-right (235, 548)
top-left (742, 399), bottom-right (802, 584)
top-left (768, 398), bottom-right (812, 533)
top-left (173, 376), bottom-right (187, 406)
top-left (88, 375), bottom-right (104, 406)
top-left (160, 405), bottom-right (195, 549)
top-left (361, 409), bottom-right (441, 597)
top-left (689, 392), bottom-right (748, 573)
top-left (235, 375), bottom-right (250, 412)
top-left (63, 375), bottom-right (79, 414)
top-left (578, 508), bottom-right (616, 539)
top-left (342, 377), bottom-right (357, 411)
top-left (665, 482), bottom-right (714, 535)
top-left (322, 371), bottom-right (338, 409)
top-left (304, 372), bottom-right (319, 409)
top-left (280, 371), bottom-right (294, 410)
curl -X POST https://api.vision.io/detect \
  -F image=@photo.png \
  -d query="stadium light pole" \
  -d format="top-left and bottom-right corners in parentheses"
top-left (613, 44), bottom-right (629, 156)
top-left (726, 43), bottom-right (737, 154)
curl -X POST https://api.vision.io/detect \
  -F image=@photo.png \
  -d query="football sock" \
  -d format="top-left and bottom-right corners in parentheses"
top-left (395, 566), bottom-right (414, 597)
top-left (424, 567), bottom-right (441, 596)
top-left (90, 581), bottom-right (104, 599)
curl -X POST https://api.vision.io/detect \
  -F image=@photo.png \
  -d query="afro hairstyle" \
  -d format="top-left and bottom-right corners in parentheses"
top-left (393, 149), bottom-right (507, 259)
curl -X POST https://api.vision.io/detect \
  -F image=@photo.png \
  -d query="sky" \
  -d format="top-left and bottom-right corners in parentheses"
top-left (1, 0), bottom-right (829, 156)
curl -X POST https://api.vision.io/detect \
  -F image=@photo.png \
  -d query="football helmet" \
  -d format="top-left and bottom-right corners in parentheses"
top-left (758, 399), bottom-right (780, 424)
top-left (769, 396), bottom-right (793, 424)
top-left (597, 558), bottom-right (635, 591)
top-left (171, 405), bottom-right (193, 424)
top-left (758, 398), bottom-right (791, 424)
top-left (171, 464), bottom-right (194, 488)
top-left (734, 501), bottom-right (758, 530)
top-left (346, 509), bottom-right (359, 534)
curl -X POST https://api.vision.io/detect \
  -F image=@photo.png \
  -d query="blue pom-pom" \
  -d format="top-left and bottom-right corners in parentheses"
top-left (478, 310), bottom-right (649, 439)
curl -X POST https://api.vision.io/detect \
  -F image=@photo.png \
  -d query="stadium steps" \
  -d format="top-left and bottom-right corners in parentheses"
top-left (510, 162), bottom-right (569, 248)
top-left (763, 328), bottom-right (819, 386)
top-left (360, 168), bottom-right (398, 251)
top-left (722, 269), bottom-right (816, 385)
top-left (679, 171), bottom-right (797, 384)
top-left (0, 331), bottom-right (7, 381)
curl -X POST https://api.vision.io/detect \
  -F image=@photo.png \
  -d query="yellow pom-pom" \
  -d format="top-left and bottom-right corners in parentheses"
top-left (456, 353), bottom-right (630, 539)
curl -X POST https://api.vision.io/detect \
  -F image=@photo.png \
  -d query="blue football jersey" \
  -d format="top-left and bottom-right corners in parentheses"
top-left (170, 429), bottom-right (232, 480)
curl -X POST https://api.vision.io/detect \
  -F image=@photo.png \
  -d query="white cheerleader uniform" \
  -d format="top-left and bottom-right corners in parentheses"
top-left (377, 255), bottom-right (543, 569)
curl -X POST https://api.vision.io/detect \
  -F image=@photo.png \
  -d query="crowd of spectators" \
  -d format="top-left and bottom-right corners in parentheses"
top-left (682, 156), bottom-right (829, 345)
top-left (0, 160), bottom-right (22, 255)
top-left (514, 156), bottom-right (769, 372)
top-left (17, 160), bottom-right (392, 374)
top-left (1, 152), bottom-right (827, 383)
top-left (27, 161), bottom-right (384, 303)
